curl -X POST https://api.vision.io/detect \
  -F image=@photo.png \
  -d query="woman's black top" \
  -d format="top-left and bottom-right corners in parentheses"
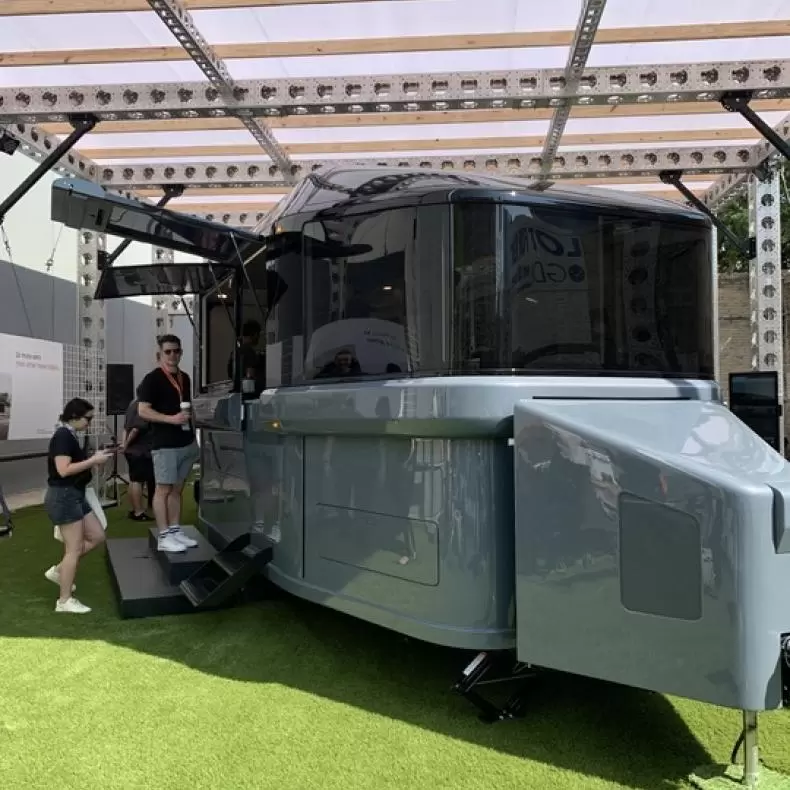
top-left (47, 426), bottom-right (91, 490)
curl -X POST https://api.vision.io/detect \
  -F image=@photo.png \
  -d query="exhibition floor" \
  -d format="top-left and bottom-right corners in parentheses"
top-left (1, 502), bottom-right (790, 790)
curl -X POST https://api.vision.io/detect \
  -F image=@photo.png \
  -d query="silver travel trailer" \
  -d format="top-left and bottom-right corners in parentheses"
top-left (52, 168), bottom-right (790, 735)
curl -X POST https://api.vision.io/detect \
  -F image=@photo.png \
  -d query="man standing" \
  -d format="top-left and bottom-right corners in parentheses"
top-left (120, 393), bottom-right (154, 521)
top-left (137, 334), bottom-right (199, 554)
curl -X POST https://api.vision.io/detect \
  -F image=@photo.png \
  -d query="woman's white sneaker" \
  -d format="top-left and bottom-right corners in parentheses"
top-left (55, 597), bottom-right (91, 614)
top-left (45, 565), bottom-right (76, 592)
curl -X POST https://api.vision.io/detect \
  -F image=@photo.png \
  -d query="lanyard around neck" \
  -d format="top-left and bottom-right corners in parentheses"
top-left (160, 366), bottom-right (184, 400)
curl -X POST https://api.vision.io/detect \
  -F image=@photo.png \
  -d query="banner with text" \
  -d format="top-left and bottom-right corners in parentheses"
top-left (0, 333), bottom-right (63, 441)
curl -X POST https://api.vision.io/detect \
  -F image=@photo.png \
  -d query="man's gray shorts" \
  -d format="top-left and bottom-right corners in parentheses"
top-left (151, 443), bottom-right (198, 486)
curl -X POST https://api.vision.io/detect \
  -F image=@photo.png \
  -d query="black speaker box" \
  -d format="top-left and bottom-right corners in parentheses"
top-left (106, 363), bottom-right (135, 416)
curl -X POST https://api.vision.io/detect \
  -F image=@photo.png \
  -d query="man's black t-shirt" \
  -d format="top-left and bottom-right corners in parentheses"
top-left (137, 367), bottom-right (194, 451)
top-left (47, 426), bottom-right (92, 489)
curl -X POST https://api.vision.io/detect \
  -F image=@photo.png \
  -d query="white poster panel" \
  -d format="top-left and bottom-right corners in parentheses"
top-left (304, 318), bottom-right (408, 378)
top-left (0, 333), bottom-right (64, 441)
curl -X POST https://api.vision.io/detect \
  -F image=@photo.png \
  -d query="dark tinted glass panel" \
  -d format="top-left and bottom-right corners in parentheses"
top-left (300, 207), bottom-right (443, 382)
top-left (730, 372), bottom-right (778, 406)
top-left (260, 246), bottom-right (303, 388)
top-left (94, 263), bottom-right (236, 300)
top-left (729, 372), bottom-right (781, 450)
top-left (452, 202), bottom-right (714, 378)
top-left (203, 275), bottom-right (237, 386)
top-left (52, 178), bottom-right (263, 262)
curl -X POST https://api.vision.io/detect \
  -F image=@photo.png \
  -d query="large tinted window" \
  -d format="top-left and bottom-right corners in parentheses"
top-left (261, 245), bottom-right (303, 388)
top-left (300, 207), bottom-right (445, 382)
top-left (453, 202), bottom-right (714, 378)
top-left (203, 246), bottom-right (304, 392)
top-left (203, 273), bottom-right (237, 387)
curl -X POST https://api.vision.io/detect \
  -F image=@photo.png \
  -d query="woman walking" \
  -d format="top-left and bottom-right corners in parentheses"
top-left (43, 398), bottom-right (112, 614)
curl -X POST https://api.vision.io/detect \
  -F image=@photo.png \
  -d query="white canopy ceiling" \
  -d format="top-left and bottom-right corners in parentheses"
top-left (1, 0), bottom-right (788, 221)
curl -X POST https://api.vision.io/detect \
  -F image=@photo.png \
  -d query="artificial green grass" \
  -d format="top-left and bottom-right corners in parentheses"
top-left (0, 499), bottom-right (789, 790)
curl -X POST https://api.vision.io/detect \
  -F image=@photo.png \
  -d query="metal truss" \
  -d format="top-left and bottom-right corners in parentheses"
top-left (748, 162), bottom-right (784, 439)
top-left (96, 145), bottom-right (758, 189)
top-left (701, 112), bottom-right (790, 208)
top-left (1, 60), bottom-right (788, 124)
top-left (152, 245), bottom-right (174, 340)
top-left (538, 0), bottom-right (606, 180)
top-left (174, 208), bottom-right (269, 228)
top-left (77, 229), bottom-right (106, 352)
top-left (0, 121), bottom-right (263, 230)
top-left (143, 0), bottom-right (294, 180)
top-left (1, 121), bottom-right (100, 182)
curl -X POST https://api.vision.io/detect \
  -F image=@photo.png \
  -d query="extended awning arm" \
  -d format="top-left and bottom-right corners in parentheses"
top-left (51, 176), bottom-right (263, 262)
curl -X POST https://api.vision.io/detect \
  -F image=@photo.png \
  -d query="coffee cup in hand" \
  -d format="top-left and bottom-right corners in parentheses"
top-left (180, 402), bottom-right (192, 431)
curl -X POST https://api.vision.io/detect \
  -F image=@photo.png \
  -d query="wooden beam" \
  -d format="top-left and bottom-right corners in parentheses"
top-left (41, 99), bottom-right (790, 136)
top-left (5, 22), bottom-right (790, 66)
top-left (79, 127), bottom-right (762, 160)
top-left (0, 0), bottom-right (396, 15)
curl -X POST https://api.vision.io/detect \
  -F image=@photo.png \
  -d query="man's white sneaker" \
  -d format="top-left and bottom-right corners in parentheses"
top-left (55, 597), bottom-right (91, 614)
top-left (169, 528), bottom-right (198, 548)
top-left (157, 532), bottom-right (187, 553)
top-left (44, 565), bottom-right (75, 592)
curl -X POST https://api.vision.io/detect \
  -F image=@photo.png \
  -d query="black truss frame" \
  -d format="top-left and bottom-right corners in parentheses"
top-left (657, 91), bottom-right (790, 256)
top-left (721, 92), bottom-right (790, 163)
top-left (659, 170), bottom-right (757, 259)
top-left (0, 114), bottom-right (98, 225)
top-left (97, 184), bottom-right (186, 270)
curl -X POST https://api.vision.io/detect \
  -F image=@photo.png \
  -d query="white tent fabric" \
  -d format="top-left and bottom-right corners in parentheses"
top-left (0, 0), bottom-right (788, 215)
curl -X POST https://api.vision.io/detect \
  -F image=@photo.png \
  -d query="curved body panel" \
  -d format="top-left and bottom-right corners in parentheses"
top-left (513, 398), bottom-right (790, 710)
top-left (200, 377), bottom-right (719, 650)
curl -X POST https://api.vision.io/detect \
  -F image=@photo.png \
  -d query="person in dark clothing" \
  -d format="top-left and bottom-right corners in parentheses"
top-left (227, 320), bottom-right (265, 389)
top-left (43, 398), bottom-right (113, 614)
top-left (137, 334), bottom-right (199, 554)
top-left (315, 349), bottom-right (362, 379)
top-left (121, 394), bottom-right (155, 521)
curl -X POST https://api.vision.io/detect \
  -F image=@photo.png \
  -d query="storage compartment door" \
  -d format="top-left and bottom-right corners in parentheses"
top-left (513, 398), bottom-right (790, 710)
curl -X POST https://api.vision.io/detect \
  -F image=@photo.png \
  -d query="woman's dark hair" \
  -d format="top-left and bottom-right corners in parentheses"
top-left (59, 398), bottom-right (94, 423)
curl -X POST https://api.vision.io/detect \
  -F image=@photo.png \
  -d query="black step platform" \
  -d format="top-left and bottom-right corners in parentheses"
top-left (180, 534), bottom-right (273, 610)
top-left (147, 526), bottom-right (216, 584)
top-left (106, 526), bottom-right (273, 619)
top-left (106, 537), bottom-right (199, 619)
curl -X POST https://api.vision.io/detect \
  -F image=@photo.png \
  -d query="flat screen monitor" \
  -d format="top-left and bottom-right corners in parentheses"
top-left (729, 371), bottom-right (782, 451)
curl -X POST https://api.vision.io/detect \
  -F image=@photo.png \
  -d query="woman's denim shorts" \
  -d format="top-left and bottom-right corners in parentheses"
top-left (44, 486), bottom-right (92, 525)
